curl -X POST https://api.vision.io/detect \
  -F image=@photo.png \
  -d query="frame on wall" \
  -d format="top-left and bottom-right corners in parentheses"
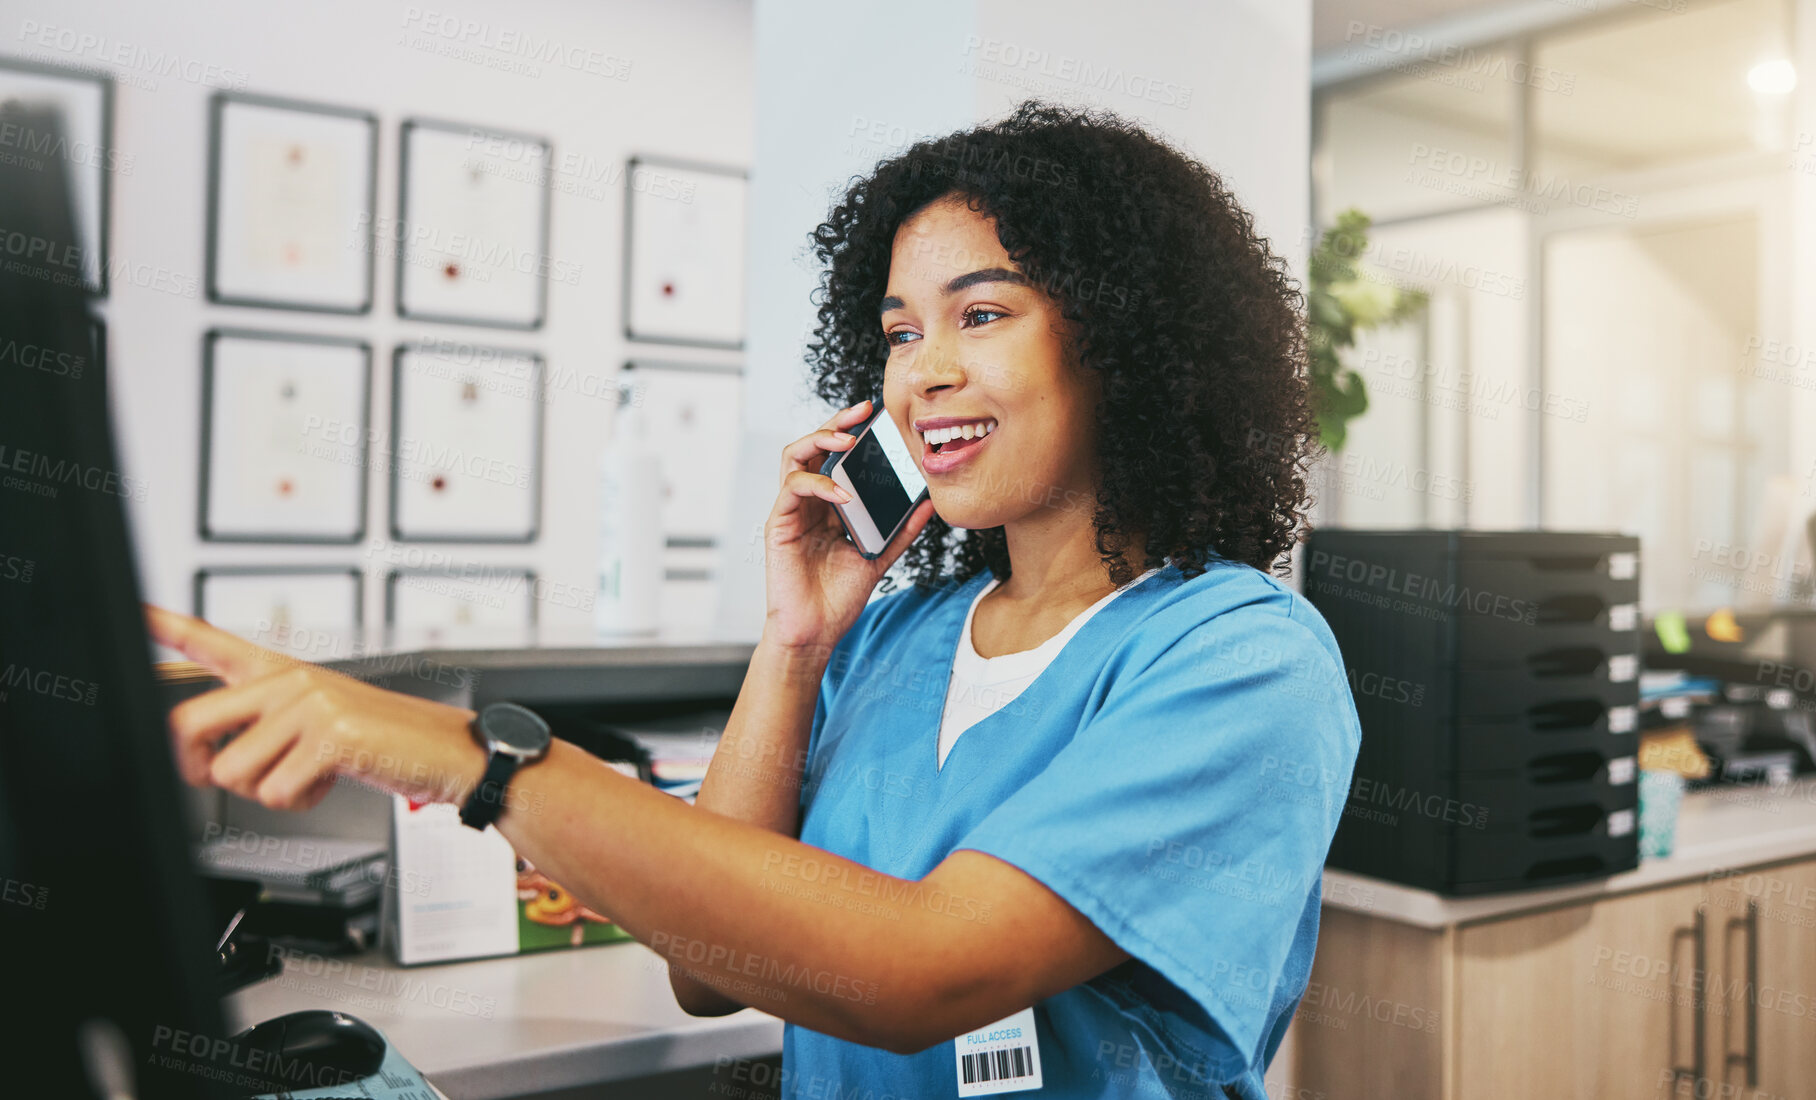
top-left (205, 90), bottom-right (378, 314)
top-left (193, 566), bottom-right (364, 643)
top-left (622, 155), bottom-right (748, 349)
top-left (621, 358), bottom-right (742, 546)
top-left (388, 341), bottom-right (544, 543)
top-left (0, 56), bottom-right (114, 296)
top-left (384, 567), bottom-right (539, 629)
top-left (198, 328), bottom-right (372, 543)
top-left (396, 117), bottom-right (553, 330)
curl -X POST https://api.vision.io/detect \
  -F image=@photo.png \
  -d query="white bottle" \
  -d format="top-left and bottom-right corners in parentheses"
top-left (596, 381), bottom-right (664, 637)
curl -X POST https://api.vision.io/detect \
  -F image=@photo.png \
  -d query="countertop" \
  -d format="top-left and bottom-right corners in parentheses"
top-left (1321, 779), bottom-right (1816, 928)
top-left (209, 639), bottom-right (1816, 1083)
top-left (225, 939), bottom-right (783, 1099)
top-left (213, 636), bottom-right (780, 1100)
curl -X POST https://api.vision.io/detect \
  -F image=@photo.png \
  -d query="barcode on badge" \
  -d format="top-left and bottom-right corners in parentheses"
top-left (962, 1046), bottom-right (1034, 1085)
top-left (955, 1006), bottom-right (1043, 1096)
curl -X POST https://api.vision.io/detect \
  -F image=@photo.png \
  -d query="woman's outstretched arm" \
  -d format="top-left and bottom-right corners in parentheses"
top-left (150, 605), bottom-right (1128, 1055)
top-left (495, 737), bottom-right (1127, 1053)
top-left (664, 630), bottom-right (833, 1015)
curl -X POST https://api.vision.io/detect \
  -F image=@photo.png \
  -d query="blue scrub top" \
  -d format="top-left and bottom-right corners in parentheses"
top-left (783, 559), bottom-right (1362, 1099)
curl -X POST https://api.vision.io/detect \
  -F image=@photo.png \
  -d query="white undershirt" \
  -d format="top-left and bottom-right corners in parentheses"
top-left (936, 566), bottom-right (1162, 771)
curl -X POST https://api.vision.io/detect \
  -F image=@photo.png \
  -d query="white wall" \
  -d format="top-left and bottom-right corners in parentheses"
top-left (972, 0), bottom-right (1311, 279)
top-left (714, 0), bottom-right (978, 643)
top-left (1337, 206), bottom-right (1531, 530)
top-left (717, 0), bottom-right (1313, 639)
top-left (6, 0), bottom-right (752, 640)
top-left (28, 0), bottom-right (1314, 648)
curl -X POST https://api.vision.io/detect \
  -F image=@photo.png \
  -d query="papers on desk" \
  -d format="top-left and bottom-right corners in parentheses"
top-left (196, 835), bottom-right (387, 906)
top-left (195, 834), bottom-right (387, 952)
top-left (607, 714), bottom-right (726, 804)
top-left (635, 730), bottom-right (717, 802)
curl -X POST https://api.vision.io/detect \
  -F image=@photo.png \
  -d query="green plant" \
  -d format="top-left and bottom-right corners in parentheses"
top-left (1306, 208), bottom-right (1428, 451)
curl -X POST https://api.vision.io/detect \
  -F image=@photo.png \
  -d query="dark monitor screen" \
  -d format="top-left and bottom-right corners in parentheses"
top-left (0, 101), bottom-right (232, 1099)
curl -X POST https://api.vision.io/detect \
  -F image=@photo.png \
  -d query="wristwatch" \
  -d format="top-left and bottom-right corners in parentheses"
top-left (458, 702), bottom-right (553, 831)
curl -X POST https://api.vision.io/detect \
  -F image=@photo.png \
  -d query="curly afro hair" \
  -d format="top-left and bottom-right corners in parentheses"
top-left (804, 99), bottom-right (1317, 594)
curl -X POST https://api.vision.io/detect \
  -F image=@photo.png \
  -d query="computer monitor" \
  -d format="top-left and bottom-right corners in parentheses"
top-left (0, 101), bottom-right (232, 1099)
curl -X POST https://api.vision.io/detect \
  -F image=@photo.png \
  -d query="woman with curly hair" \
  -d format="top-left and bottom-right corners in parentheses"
top-left (151, 99), bottom-right (1359, 1100)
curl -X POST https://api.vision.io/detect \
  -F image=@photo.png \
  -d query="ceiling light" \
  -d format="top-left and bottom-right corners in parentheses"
top-left (1748, 59), bottom-right (1797, 95)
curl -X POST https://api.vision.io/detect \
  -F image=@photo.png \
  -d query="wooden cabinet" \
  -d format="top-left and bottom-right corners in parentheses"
top-left (1703, 861), bottom-right (1816, 1099)
top-left (1293, 857), bottom-right (1816, 1100)
top-left (1454, 877), bottom-right (1707, 1099)
top-left (1291, 908), bottom-right (1448, 1099)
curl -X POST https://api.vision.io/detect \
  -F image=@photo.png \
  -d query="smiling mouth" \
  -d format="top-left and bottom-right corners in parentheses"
top-left (930, 434), bottom-right (986, 455)
top-left (920, 418), bottom-right (998, 454)
top-left (918, 420), bottom-right (997, 475)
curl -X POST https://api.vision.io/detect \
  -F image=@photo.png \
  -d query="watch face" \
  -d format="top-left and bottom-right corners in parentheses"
top-left (481, 702), bottom-right (551, 756)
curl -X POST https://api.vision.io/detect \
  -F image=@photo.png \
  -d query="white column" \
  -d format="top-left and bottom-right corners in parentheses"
top-left (714, 0), bottom-right (978, 639)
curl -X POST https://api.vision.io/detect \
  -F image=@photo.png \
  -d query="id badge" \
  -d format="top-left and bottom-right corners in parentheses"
top-left (955, 1006), bottom-right (1043, 1096)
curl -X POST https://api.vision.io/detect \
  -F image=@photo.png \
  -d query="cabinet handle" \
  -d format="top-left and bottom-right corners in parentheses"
top-left (1669, 907), bottom-right (1706, 1088)
top-left (1724, 900), bottom-right (1759, 1089)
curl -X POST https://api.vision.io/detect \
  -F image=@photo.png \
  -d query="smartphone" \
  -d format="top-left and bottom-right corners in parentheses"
top-left (818, 401), bottom-right (931, 559)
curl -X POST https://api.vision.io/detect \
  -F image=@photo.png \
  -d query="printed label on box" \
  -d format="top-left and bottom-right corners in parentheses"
top-left (1609, 552), bottom-right (1637, 580)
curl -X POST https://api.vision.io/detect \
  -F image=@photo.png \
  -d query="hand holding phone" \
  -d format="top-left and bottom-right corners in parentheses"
top-left (762, 399), bottom-right (935, 651)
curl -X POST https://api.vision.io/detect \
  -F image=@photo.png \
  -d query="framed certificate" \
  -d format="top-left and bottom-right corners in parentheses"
top-left (397, 119), bottom-right (552, 329)
top-left (199, 329), bottom-right (371, 543)
top-left (385, 567), bottom-right (537, 634)
top-left (193, 567), bottom-right (363, 653)
top-left (0, 57), bottom-right (113, 295)
top-left (206, 91), bottom-right (377, 313)
top-left (389, 342), bottom-right (543, 542)
top-left (622, 359), bottom-right (742, 545)
top-left (623, 156), bottom-right (747, 348)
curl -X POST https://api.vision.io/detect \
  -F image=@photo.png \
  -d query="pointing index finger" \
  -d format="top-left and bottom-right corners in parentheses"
top-left (144, 604), bottom-right (277, 685)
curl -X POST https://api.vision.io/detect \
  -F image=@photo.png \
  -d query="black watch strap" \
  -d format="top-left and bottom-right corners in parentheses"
top-left (458, 702), bottom-right (550, 832)
top-left (459, 749), bottom-right (521, 831)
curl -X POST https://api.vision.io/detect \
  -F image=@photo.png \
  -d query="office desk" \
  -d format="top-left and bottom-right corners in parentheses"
top-left (1296, 783), bottom-right (1816, 1099)
top-left (187, 640), bottom-right (777, 1097)
top-left (1319, 780), bottom-right (1816, 927)
top-left (226, 940), bottom-right (783, 1099)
